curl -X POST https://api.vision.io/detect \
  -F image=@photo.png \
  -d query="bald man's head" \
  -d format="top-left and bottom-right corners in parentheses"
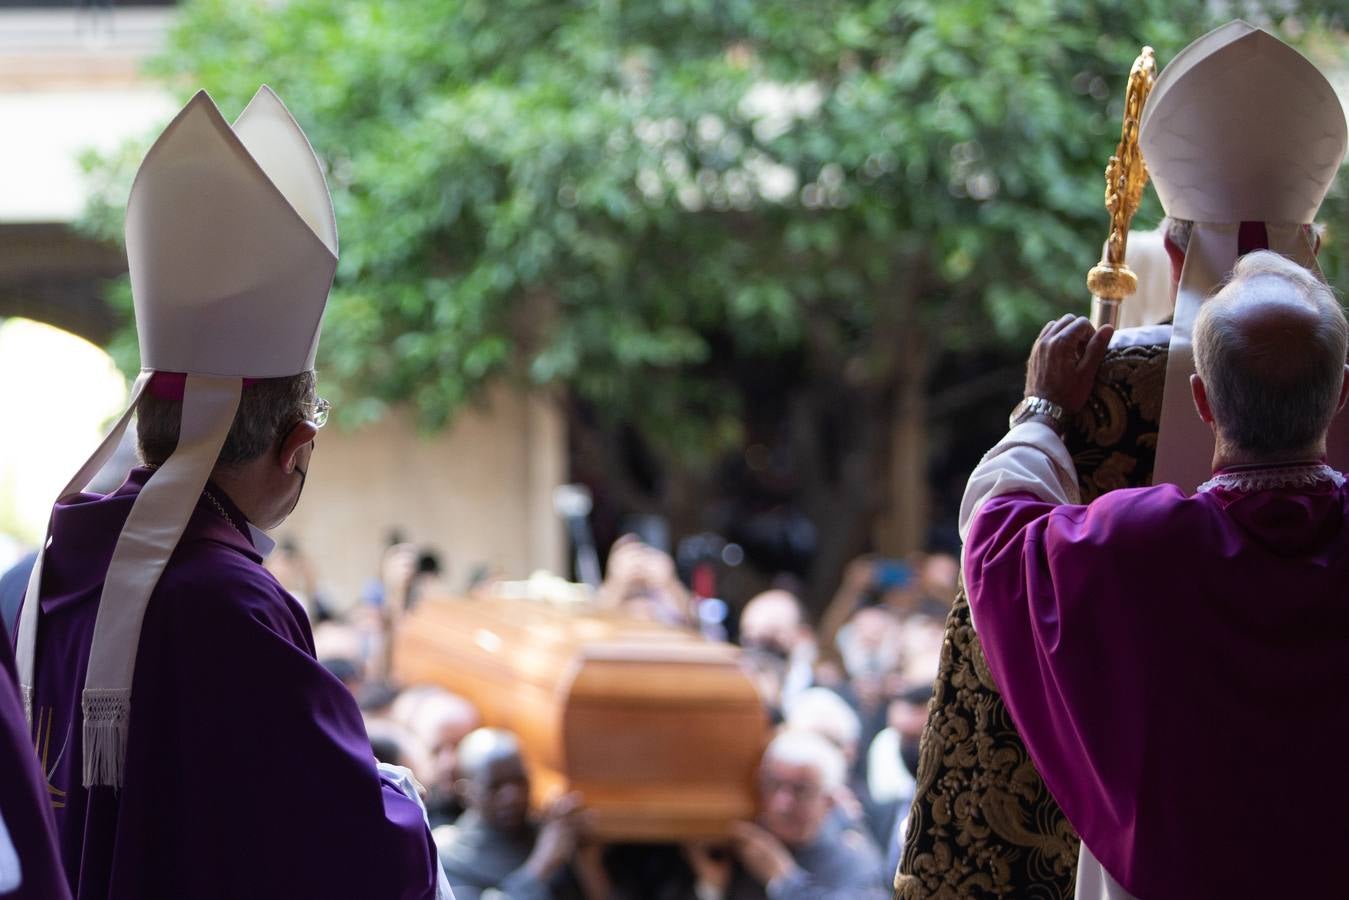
top-left (455, 728), bottom-right (531, 830)
top-left (740, 590), bottom-right (810, 657)
top-left (1193, 251), bottom-right (1348, 458)
top-left (455, 728), bottom-right (522, 782)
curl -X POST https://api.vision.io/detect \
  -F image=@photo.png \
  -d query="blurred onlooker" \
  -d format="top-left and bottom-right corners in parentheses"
top-left (868, 684), bottom-right (934, 881)
top-left (352, 540), bottom-right (419, 679)
top-left (363, 716), bottom-right (432, 777)
top-left (360, 531), bottom-right (413, 609)
top-left (359, 538), bottom-right (450, 676)
top-left (834, 605), bottom-right (905, 766)
top-left (867, 686), bottom-right (932, 805)
top-left (784, 688), bottom-right (861, 780)
top-left (916, 552), bottom-right (958, 617)
top-left (313, 621), bottom-right (371, 697)
top-left (313, 619), bottom-right (368, 662)
top-left (738, 648), bottom-right (789, 725)
top-left (683, 730), bottom-right (888, 899)
top-left (894, 612), bottom-right (945, 691)
top-left (394, 687), bottom-right (484, 828)
top-left (265, 537), bottom-right (334, 623)
top-left (818, 556), bottom-right (917, 661)
top-left (0, 549), bottom-right (37, 640)
top-left (598, 534), bottom-right (691, 626)
top-left (785, 688), bottom-right (895, 848)
top-left (321, 656), bottom-right (365, 696)
top-left (408, 549), bottom-right (454, 607)
top-left (738, 590), bottom-right (816, 710)
top-left (435, 728), bottom-right (588, 900)
top-left (463, 562), bottom-right (503, 600)
top-left (355, 679), bottom-right (402, 718)
top-left (836, 606), bottom-right (904, 690)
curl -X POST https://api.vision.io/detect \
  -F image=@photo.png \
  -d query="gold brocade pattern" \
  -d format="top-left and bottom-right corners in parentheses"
top-left (895, 343), bottom-right (1167, 899)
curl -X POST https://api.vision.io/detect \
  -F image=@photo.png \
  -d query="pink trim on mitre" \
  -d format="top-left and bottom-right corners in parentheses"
top-left (147, 371), bottom-right (260, 400)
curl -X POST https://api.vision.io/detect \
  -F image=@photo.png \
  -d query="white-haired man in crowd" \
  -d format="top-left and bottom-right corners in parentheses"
top-left (738, 590), bottom-right (817, 710)
top-left (785, 687), bottom-right (896, 847)
top-left (394, 687), bottom-right (483, 828)
top-left (685, 730), bottom-right (889, 899)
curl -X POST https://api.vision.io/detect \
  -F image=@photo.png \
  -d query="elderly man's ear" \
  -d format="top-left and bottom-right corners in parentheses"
top-left (278, 421), bottom-right (318, 473)
top-left (1189, 374), bottom-right (1215, 428)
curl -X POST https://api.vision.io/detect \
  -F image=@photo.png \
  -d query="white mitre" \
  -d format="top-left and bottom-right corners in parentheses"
top-left (15, 87), bottom-right (338, 787)
top-left (1137, 20), bottom-right (1347, 491)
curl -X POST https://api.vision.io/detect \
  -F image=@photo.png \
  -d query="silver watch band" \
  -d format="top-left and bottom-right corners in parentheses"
top-left (1010, 395), bottom-right (1067, 430)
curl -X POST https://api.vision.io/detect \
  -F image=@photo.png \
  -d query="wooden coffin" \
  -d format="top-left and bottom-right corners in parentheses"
top-left (392, 596), bottom-right (769, 842)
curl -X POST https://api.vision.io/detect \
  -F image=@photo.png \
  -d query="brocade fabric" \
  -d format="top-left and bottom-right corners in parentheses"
top-left (895, 343), bottom-right (1167, 900)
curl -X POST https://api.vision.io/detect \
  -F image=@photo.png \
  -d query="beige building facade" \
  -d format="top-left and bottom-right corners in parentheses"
top-left (278, 389), bottom-right (567, 608)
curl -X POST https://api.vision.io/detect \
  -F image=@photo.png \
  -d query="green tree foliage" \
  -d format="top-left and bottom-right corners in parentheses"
top-left (82, 0), bottom-right (1348, 590)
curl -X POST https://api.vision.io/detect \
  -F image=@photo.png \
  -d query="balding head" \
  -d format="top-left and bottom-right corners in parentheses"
top-left (1193, 251), bottom-right (1348, 459)
top-left (455, 728), bottom-right (522, 782)
top-left (740, 590), bottom-right (809, 657)
top-left (454, 728), bottom-right (531, 831)
top-left (785, 687), bottom-right (862, 760)
top-left (401, 692), bottom-right (480, 744)
top-left (397, 690), bottom-right (481, 791)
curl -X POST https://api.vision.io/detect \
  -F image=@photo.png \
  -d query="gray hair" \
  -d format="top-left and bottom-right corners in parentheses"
top-left (1193, 251), bottom-right (1347, 456)
top-left (784, 687), bottom-right (861, 752)
top-left (763, 729), bottom-right (847, 791)
top-left (136, 371), bottom-right (316, 468)
top-left (1164, 216), bottom-right (1194, 252)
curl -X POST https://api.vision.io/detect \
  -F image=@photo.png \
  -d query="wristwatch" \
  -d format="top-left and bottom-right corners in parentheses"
top-left (1009, 395), bottom-right (1067, 431)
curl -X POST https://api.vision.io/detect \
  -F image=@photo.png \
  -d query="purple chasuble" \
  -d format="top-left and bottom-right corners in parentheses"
top-left (24, 468), bottom-right (438, 900)
top-left (0, 629), bottom-right (70, 900)
top-left (964, 472), bottom-right (1349, 900)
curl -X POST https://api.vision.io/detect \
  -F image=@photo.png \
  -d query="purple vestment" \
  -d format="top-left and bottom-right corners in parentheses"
top-left (965, 474), bottom-right (1349, 900)
top-left (25, 468), bottom-right (438, 899)
top-left (0, 629), bottom-right (70, 900)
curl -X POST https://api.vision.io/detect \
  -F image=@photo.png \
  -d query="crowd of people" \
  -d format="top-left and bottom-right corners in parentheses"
top-left (274, 534), bottom-right (956, 898)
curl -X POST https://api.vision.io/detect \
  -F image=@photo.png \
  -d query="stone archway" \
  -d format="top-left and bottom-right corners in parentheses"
top-left (0, 223), bottom-right (124, 346)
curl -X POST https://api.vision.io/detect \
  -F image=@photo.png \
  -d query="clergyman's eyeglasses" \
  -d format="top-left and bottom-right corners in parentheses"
top-left (309, 397), bottom-right (331, 429)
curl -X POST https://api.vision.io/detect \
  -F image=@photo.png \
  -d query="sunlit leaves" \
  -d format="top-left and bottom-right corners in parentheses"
top-left (79, 0), bottom-right (1345, 459)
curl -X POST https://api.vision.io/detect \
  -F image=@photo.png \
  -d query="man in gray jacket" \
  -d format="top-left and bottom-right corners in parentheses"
top-left (685, 730), bottom-right (889, 900)
top-left (436, 729), bottom-right (585, 900)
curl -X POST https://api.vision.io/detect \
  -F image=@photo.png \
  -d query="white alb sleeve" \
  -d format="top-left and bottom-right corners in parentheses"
top-left (958, 421), bottom-right (1079, 544)
top-left (958, 422), bottom-right (1080, 633)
